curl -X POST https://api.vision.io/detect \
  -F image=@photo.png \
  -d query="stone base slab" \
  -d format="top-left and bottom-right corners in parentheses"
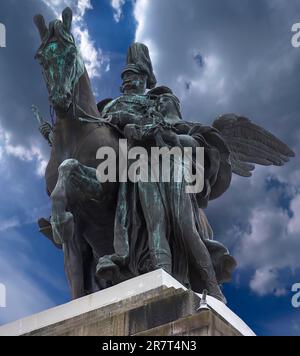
top-left (0, 270), bottom-right (255, 336)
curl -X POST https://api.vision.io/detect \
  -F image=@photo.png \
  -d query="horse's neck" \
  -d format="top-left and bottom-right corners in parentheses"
top-left (75, 69), bottom-right (99, 119)
top-left (52, 69), bottom-right (99, 158)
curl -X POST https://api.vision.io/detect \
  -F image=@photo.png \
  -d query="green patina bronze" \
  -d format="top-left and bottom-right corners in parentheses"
top-left (35, 19), bottom-right (84, 112)
top-left (33, 7), bottom-right (295, 303)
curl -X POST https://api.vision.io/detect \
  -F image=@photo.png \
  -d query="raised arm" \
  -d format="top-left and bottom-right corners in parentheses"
top-left (31, 105), bottom-right (54, 146)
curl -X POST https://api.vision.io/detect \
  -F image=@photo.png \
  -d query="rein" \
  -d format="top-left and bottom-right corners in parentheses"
top-left (50, 105), bottom-right (56, 126)
top-left (71, 55), bottom-right (103, 124)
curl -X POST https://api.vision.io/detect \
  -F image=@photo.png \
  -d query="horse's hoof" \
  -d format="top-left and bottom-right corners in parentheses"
top-left (111, 254), bottom-right (129, 268)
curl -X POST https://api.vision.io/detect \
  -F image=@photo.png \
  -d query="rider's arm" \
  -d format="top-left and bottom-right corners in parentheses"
top-left (39, 122), bottom-right (54, 146)
top-left (106, 111), bottom-right (143, 127)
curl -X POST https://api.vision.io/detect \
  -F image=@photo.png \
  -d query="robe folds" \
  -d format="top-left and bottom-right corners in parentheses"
top-left (112, 121), bottom-right (236, 292)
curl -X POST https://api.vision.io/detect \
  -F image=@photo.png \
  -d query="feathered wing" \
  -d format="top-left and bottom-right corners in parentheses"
top-left (212, 114), bottom-right (295, 177)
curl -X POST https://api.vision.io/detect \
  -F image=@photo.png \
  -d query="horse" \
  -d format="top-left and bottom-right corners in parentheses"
top-left (34, 8), bottom-right (120, 299)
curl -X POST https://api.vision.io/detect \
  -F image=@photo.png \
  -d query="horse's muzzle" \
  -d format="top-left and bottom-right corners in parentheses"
top-left (50, 92), bottom-right (72, 112)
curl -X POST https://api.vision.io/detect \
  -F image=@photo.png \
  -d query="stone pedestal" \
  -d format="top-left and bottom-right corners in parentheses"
top-left (0, 270), bottom-right (255, 336)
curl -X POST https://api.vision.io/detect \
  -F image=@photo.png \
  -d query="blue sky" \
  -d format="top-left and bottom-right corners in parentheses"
top-left (0, 0), bottom-right (300, 336)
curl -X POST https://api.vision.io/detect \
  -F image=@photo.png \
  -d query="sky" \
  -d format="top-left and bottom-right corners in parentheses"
top-left (0, 0), bottom-right (300, 336)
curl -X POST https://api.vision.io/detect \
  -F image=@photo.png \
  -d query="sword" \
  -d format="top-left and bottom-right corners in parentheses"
top-left (31, 105), bottom-right (53, 146)
top-left (31, 104), bottom-right (45, 126)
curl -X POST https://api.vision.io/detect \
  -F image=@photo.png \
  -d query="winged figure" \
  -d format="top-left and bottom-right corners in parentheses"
top-left (212, 114), bottom-right (295, 177)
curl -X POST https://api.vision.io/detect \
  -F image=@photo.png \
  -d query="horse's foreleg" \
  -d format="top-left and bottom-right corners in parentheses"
top-left (51, 159), bottom-right (78, 245)
top-left (51, 159), bottom-right (85, 299)
top-left (51, 159), bottom-right (110, 298)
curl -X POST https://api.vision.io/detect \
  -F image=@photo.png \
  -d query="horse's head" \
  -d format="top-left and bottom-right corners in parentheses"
top-left (34, 8), bottom-right (85, 113)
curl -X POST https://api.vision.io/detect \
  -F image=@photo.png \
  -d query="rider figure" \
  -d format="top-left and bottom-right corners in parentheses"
top-left (100, 43), bottom-right (157, 123)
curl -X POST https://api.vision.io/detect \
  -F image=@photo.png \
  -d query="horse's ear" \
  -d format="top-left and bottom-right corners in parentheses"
top-left (62, 7), bottom-right (73, 32)
top-left (33, 14), bottom-right (48, 40)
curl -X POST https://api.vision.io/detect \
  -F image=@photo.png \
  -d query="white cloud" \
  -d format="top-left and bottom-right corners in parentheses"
top-left (41, 0), bottom-right (67, 17)
top-left (0, 125), bottom-right (47, 177)
top-left (73, 26), bottom-right (109, 79)
top-left (0, 218), bottom-right (20, 232)
top-left (76, 0), bottom-right (93, 18)
top-left (250, 269), bottom-right (281, 296)
top-left (250, 268), bottom-right (288, 297)
top-left (134, 0), bottom-right (158, 68)
top-left (111, 0), bottom-right (126, 22)
top-left (134, 0), bottom-right (149, 42)
top-left (42, 0), bottom-right (109, 79)
top-left (234, 191), bottom-right (300, 296)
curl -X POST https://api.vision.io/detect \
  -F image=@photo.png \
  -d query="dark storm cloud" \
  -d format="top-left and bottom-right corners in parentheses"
top-left (135, 0), bottom-right (300, 141)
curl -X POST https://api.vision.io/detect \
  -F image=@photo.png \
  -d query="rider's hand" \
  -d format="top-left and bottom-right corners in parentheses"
top-left (39, 122), bottom-right (52, 139)
top-left (124, 124), bottom-right (143, 141)
top-left (108, 115), bottom-right (121, 125)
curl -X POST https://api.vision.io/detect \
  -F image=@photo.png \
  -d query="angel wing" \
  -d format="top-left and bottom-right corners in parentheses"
top-left (212, 114), bottom-right (295, 177)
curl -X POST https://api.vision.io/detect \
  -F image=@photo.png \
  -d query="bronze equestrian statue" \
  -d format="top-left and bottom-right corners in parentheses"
top-left (33, 7), bottom-right (294, 303)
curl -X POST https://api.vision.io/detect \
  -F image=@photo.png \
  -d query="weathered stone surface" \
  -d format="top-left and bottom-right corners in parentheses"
top-left (135, 311), bottom-right (241, 337)
top-left (25, 287), bottom-right (182, 336)
top-left (24, 288), bottom-right (241, 337)
top-left (0, 270), bottom-right (255, 337)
